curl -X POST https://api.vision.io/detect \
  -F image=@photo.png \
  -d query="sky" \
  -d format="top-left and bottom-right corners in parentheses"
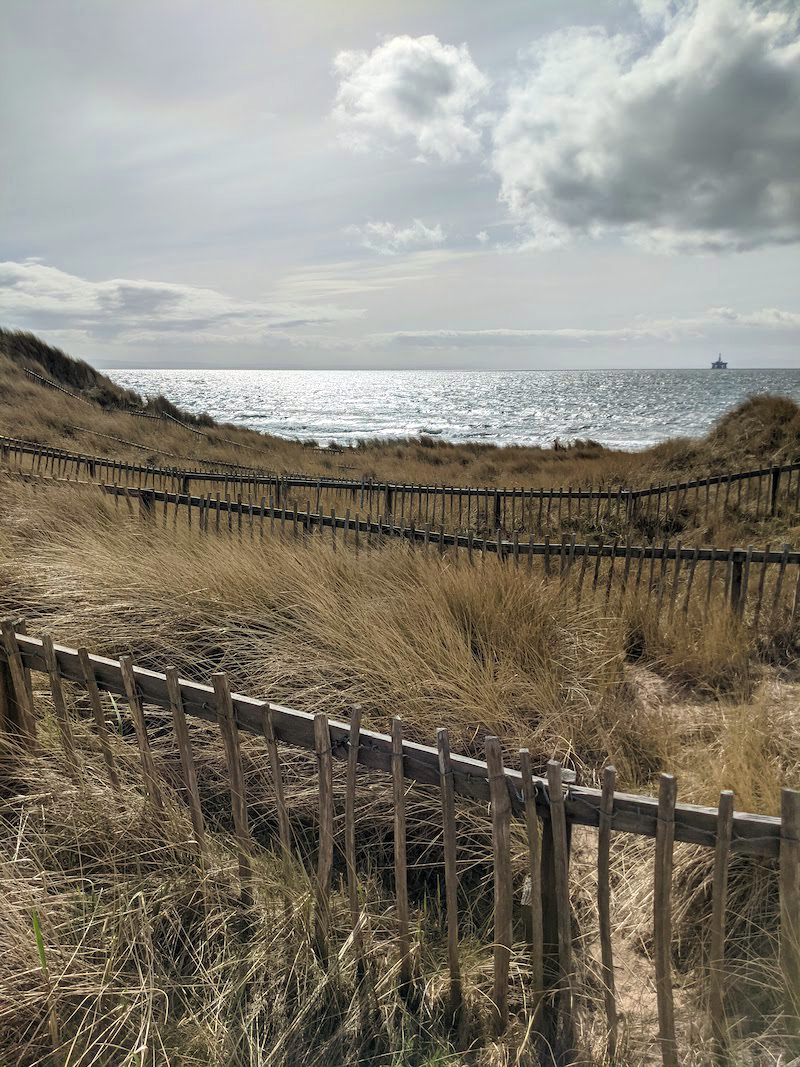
top-left (1, 0), bottom-right (799, 370)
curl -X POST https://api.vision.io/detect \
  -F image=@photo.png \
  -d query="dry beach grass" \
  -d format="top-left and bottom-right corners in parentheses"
top-left (1, 332), bottom-right (800, 1063)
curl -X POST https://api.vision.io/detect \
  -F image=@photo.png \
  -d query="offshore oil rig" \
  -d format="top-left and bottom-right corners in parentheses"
top-left (711, 353), bottom-right (728, 369)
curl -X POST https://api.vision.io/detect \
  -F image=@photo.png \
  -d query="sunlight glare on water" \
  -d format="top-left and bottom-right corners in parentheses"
top-left (107, 369), bottom-right (800, 451)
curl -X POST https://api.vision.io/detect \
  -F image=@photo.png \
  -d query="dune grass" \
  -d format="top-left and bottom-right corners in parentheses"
top-left (0, 473), bottom-right (797, 1060)
top-left (2, 339), bottom-right (800, 1063)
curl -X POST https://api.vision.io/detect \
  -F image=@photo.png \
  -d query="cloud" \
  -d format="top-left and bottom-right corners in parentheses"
top-left (488, 0), bottom-right (800, 252)
top-left (332, 34), bottom-right (488, 162)
top-left (372, 326), bottom-right (675, 348)
top-left (370, 305), bottom-right (800, 347)
top-left (708, 305), bottom-right (800, 327)
top-left (348, 218), bottom-right (445, 255)
top-left (0, 260), bottom-right (363, 345)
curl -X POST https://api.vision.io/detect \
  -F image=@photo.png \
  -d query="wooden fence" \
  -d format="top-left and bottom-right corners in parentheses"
top-left (4, 464), bottom-right (799, 625)
top-left (1, 622), bottom-right (798, 1063)
top-left (95, 481), bottom-right (800, 625)
top-left (3, 433), bottom-right (800, 537)
top-left (23, 367), bottom-right (95, 406)
top-left (0, 432), bottom-right (274, 479)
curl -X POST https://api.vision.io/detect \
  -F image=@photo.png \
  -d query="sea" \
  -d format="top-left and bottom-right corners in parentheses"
top-left (106, 368), bottom-right (800, 452)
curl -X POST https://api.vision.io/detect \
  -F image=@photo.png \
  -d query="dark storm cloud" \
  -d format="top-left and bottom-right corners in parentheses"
top-left (490, 0), bottom-right (800, 251)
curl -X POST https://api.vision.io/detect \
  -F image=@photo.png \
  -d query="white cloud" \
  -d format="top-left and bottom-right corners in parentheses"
top-left (332, 34), bottom-right (488, 162)
top-left (372, 326), bottom-right (675, 348)
top-left (488, 0), bottom-right (800, 252)
top-left (476, 230), bottom-right (490, 244)
top-left (708, 305), bottom-right (800, 327)
top-left (348, 218), bottom-right (445, 255)
top-left (0, 260), bottom-right (363, 345)
top-left (370, 305), bottom-right (800, 347)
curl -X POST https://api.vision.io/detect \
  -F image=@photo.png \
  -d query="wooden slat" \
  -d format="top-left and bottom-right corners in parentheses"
top-left (668, 541), bottom-right (683, 622)
top-left (0, 619), bottom-right (36, 749)
top-left (212, 671), bottom-right (252, 904)
top-left (119, 654), bottom-right (162, 809)
top-left (576, 540), bottom-right (590, 602)
top-left (739, 544), bottom-right (754, 618)
top-left (683, 547), bottom-right (700, 616)
top-left (437, 727), bottom-right (462, 1017)
top-left (0, 658), bottom-right (13, 737)
top-left (656, 538), bottom-right (670, 617)
top-left (392, 717), bottom-right (412, 990)
top-left (605, 537), bottom-right (620, 607)
top-left (345, 706), bottom-right (363, 962)
top-left (781, 788), bottom-right (800, 1053)
top-left (520, 749), bottom-right (543, 1005)
top-left (754, 542), bottom-right (771, 629)
top-left (547, 759), bottom-right (574, 1041)
top-left (262, 705), bottom-right (292, 858)
top-left (593, 539), bottom-right (604, 590)
top-left (314, 711), bottom-right (335, 957)
top-left (771, 543), bottom-right (791, 626)
top-left (41, 634), bottom-right (78, 777)
top-left (166, 666), bottom-right (206, 852)
top-left (710, 790), bottom-right (734, 1065)
top-left (705, 549), bottom-right (718, 621)
top-left (486, 736), bottom-right (513, 1034)
top-left (14, 623), bottom-right (34, 712)
top-left (598, 765), bottom-right (619, 1060)
top-left (654, 774), bottom-right (678, 1067)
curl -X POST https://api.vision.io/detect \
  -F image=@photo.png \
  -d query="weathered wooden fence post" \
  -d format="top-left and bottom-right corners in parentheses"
top-left (391, 717), bottom-right (412, 991)
top-left (213, 671), bottom-right (252, 905)
top-left (166, 666), bottom-right (206, 854)
top-left (771, 466), bottom-right (782, 517)
top-left (77, 646), bottom-right (118, 789)
top-left (520, 749), bottom-right (543, 1013)
top-left (486, 736), bottom-right (512, 1034)
top-left (546, 759), bottom-right (574, 1052)
top-left (710, 790), bottom-right (734, 1064)
top-left (598, 765), bottom-right (619, 1060)
top-left (654, 773), bottom-right (678, 1067)
top-left (345, 706), bottom-right (364, 972)
top-left (1, 619), bottom-right (36, 750)
top-left (138, 488), bottom-right (155, 522)
top-left (119, 655), bottom-right (163, 810)
top-left (314, 711), bottom-right (334, 959)
top-left (0, 642), bottom-right (27, 744)
top-left (437, 728), bottom-right (462, 1019)
top-left (730, 554), bottom-right (744, 615)
top-left (41, 634), bottom-right (79, 778)
top-left (781, 788), bottom-right (800, 1053)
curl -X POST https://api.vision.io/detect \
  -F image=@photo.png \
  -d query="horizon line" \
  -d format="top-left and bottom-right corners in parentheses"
top-left (97, 364), bottom-right (800, 373)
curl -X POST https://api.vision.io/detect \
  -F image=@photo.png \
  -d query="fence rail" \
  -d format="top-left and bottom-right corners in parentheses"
top-left (107, 481), bottom-right (800, 565)
top-left (111, 482), bottom-right (800, 623)
top-left (23, 367), bottom-right (94, 406)
top-left (4, 467), bottom-right (800, 623)
top-left (1, 622), bottom-right (798, 1063)
top-left (0, 433), bottom-right (274, 478)
top-left (4, 432), bottom-right (800, 527)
